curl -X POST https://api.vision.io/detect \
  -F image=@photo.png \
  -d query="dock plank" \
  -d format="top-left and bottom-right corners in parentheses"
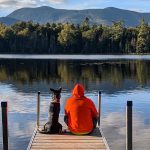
top-left (27, 126), bottom-right (110, 150)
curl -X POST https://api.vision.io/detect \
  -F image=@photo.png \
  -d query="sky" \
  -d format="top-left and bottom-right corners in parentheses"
top-left (0, 0), bottom-right (150, 17)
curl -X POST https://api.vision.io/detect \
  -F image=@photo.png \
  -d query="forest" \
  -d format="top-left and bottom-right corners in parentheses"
top-left (0, 18), bottom-right (150, 54)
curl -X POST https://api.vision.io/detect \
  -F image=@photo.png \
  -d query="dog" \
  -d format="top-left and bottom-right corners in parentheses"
top-left (38, 87), bottom-right (62, 134)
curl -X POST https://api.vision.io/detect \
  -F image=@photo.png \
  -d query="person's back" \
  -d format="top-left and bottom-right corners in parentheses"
top-left (64, 83), bottom-right (98, 134)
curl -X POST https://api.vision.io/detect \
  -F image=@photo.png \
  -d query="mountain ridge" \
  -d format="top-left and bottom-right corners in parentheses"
top-left (0, 6), bottom-right (150, 26)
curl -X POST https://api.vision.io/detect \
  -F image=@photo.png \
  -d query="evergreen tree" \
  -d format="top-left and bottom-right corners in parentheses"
top-left (136, 19), bottom-right (150, 53)
top-left (110, 21), bottom-right (124, 53)
top-left (58, 23), bottom-right (81, 53)
top-left (81, 17), bottom-right (90, 31)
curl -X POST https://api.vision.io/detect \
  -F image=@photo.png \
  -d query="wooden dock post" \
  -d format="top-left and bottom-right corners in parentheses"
top-left (1, 101), bottom-right (8, 150)
top-left (126, 101), bottom-right (133, 150)
top-left (98, 91), bottom-right (101, 126)
top-left (37, 91), bottom-right (40, 128)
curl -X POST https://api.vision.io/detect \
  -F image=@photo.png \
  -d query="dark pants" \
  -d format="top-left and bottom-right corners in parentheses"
top-left (64, 116), bottom-right (97, 129)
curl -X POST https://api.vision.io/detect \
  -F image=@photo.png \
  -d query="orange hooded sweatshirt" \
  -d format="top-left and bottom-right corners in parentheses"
top-left (65, 84), bottom-right (98, 134)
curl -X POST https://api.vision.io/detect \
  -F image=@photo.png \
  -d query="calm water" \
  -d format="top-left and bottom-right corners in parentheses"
top-left (0, 56), bottom-right (150, 150)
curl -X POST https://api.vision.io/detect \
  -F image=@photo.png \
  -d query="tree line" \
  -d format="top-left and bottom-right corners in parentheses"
top-left (0, 18), bottom-right (150, 54)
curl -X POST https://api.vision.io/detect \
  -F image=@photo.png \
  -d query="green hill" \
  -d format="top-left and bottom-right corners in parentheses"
top-left (1, 6), bottom-right (150, 26)
top-left (0, 17), bottom-right (19, 25)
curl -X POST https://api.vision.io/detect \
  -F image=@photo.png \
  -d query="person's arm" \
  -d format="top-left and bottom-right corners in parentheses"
top-left (89, 99), bottom-right (98, 128)
top-left (64, 100), bottom-right (69, 125)
top-left (64, 115), bottom-right (68, 125)
top-left (89, 99), bottom-right (98, 118)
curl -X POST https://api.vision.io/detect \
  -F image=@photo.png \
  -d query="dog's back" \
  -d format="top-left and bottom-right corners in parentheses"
top-left (39, 87), bottom-right (62, 134)
top-left (48, 102), bottom-right (62, 133)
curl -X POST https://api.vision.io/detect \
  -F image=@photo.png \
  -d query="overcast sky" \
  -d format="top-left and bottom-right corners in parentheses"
top-left (0, 0), bottom-right (150, 17)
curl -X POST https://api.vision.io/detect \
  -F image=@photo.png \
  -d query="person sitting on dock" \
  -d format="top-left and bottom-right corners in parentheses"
top-left (64, 83), bottom-right (98, 135)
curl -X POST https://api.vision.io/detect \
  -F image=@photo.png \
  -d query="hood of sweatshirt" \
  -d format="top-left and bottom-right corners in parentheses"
top-left (72, 83), bottom-right (84, 98)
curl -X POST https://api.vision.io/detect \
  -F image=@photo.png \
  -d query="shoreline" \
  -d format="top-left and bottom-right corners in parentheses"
top-left (0, 54), bottom-right (150, 60)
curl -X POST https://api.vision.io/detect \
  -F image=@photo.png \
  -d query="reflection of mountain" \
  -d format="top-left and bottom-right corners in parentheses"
top-left (0, 59), bottom-right (150, 94)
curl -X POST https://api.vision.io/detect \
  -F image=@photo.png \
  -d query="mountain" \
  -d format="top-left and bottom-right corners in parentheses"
top-left (1, 6), bottom-right (150, 26)
top-left (0, 17), bottom-right (19, 25)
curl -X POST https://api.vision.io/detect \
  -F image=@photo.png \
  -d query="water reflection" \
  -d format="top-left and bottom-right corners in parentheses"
top-left (101, 90), bottom-right (150, 150)
top-left (0, 59), bottom-right (150, 91)
top-left (0, 59), bottom-right (150, 150)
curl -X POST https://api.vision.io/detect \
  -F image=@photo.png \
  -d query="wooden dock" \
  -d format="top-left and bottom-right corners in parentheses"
top-left (27, 126), bottom-right (110, 150)
top-left (27, 91), bottom-right (110, 150)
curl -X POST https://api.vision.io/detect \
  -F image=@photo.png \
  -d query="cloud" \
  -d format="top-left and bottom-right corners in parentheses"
top-left (46, 0), bottom-right (66, 4)
top-left (0, 0), bottom-right (18, 6)
top-left (130, 8), bottom-right (144, 12)
top-left (0, 0), bottom-right (67, 10)
top-left (0, 0), bottom-right (38, 8)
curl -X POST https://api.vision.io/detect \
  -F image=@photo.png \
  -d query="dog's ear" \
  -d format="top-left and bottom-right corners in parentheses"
top-left (59, 87), bottom-right (62, 92)
top-left (50, 88), bottom-right (55, 92)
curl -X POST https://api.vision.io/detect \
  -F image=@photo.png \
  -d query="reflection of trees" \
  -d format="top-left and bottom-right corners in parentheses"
top-left (135, 60), bottom-right (149, 86)
top-left (58, 61), bottom-right (76, 86)
top-left (13, 70), bottom-right (29, 84)
top-left (0, 68), bottom-right (7, 81)
top-left (0, 59), bottom-right (150, 87)
top-left (0, 60), bottom-right (62, 84)
top-left (110, 67), bottom-right (123, 87)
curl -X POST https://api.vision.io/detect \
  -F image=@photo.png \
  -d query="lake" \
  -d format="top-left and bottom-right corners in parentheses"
top-left (0, 55), bottom-right (150, 150)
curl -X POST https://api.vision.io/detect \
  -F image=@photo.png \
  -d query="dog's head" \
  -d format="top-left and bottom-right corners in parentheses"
top-left (50, 87), bottom-right (62, 103)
